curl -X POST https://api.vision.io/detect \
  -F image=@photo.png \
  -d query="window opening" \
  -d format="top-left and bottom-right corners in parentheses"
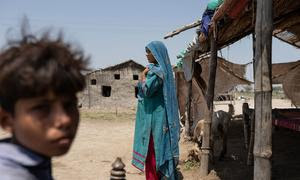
top-left (114, 74), bottom-right (120, 80)
top-left (133, 75), bottom-right (139, 80)
top-left (91, 79), bottom-right (97, 85)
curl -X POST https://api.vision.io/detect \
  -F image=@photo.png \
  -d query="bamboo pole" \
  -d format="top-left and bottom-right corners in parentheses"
top-left (253, 0), bottom-right (273, 179)
top-left (247, 110), bottom-right (255, 166)
top-left (185, 80), bottom-right (192, 138)
top-left (242, 103), bottom-right (250, 150)
top-left (164, 20), bottom-right (201, 39)
top-left (185, 55), bottom-right (196, 138)
top-left (199, 35), bottom-right (218, 177)
top-left (247, 33), bottom-right (256, 166)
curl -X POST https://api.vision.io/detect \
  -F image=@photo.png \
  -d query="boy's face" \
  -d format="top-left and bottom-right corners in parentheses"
top-left (1, 91), bottom-right (79, 157)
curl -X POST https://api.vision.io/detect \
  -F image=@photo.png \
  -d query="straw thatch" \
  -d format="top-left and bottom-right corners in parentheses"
top-left (281, 65), bottom-right (300, 106)
top-left (272, 60), bottom-right (300, 84)
top-left (201, 0), bottom-right (300, 52)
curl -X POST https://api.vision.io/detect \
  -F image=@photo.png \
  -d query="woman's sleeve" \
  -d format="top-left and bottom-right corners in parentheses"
top-left (140, 74), bottom-right (163, 97)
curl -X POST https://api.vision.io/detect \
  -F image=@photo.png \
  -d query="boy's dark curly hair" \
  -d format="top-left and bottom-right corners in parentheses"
top-left (0, 30), bottom-right (89, 113)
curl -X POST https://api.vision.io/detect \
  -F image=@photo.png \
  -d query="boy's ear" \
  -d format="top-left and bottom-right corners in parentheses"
top-left (0, 107), bottom-right (13, 133)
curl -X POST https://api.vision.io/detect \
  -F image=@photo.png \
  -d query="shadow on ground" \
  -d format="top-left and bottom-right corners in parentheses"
top-left (211, 119), bottom-right (300, 180)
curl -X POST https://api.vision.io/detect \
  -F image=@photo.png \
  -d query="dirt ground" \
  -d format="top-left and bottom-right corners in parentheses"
top-left (0, 99), bottom-right (299, 179)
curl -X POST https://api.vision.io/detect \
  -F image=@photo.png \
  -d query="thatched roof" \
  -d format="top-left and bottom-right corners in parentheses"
top-left (176, 0), bottom-right (300, 60)
top-left (282, 65), bottom-right (300, 106)
top-left (270, 60), bottom-right (300, 106)
top-left (102, 60), bottom-right (145, 71)
top-left (207, 0), bottom-right (300, 105)
top-left (202, 0), bottom-right (300, 52)
top-left (272, 60), bottom-right (300, 84)
top-left (171, 0), bottom-right (300, 105)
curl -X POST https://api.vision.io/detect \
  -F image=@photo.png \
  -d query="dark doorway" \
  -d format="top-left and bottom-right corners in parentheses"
top-left (135, 86), bottom-right (139, 98)
top-left (102, 86), bottom-right (111, 97)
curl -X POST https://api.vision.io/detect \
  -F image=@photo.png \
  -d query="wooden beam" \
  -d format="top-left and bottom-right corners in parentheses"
top-left (247, 33), bottom-right (256, 166)
top-left (199, 35), bottom-right (218, 177)
top-left (185, 51), bottom-right (198, 138)
top-left (242, 103), bottom-right (250, 149)
top-left (211, 0), bottom-right (240, 22)
top-left (247, 111), bottom-right (255, 166)
top-left (164, 20), bottom-right (201, 39)
top-left (253, 0), bottom-right (273, 179)
top-left (185, 79), bottom-right (192, 138)
top-left (205, 0), bottom-right (300, 54)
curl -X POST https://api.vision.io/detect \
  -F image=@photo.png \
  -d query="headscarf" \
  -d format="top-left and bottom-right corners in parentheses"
top-left (146, 41), bottom-right (180, 157)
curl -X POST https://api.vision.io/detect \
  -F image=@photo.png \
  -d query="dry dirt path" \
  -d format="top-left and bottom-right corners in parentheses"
top-left (0, 99), bottom-right (296, 179)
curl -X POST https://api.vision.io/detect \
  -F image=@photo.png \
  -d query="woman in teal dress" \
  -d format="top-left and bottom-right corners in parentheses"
top-left (132, 41), bottom-right (180, 180)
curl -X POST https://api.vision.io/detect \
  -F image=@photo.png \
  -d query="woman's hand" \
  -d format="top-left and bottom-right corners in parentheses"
top-left (141, 67), bottom-right (149, 81)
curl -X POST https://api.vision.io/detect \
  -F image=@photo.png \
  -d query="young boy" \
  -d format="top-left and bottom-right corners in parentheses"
top-left (0, 31), bottom-right (88, 179)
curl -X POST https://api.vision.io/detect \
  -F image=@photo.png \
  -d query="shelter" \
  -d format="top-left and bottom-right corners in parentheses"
top-left (165, 0), bottom-right (300, 179)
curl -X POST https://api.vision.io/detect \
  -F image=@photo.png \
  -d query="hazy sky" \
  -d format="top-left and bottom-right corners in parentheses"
top-left (1, 0), bottom-right (300, 73)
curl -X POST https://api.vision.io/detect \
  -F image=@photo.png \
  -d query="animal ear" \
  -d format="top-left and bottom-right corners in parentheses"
top-left (0, 108), bottom-right (13, 133)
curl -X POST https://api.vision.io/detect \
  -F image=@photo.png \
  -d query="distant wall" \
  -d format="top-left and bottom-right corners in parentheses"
top-left (79, 66), bottom-right (143, 112)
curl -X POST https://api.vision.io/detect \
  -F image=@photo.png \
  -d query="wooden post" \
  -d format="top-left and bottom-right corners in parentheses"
top-left (185, 80), bottom-right (192, 138)
top-left (253, 0), bottom-right (273, 179)
top-left (247, 110), bottom-right (255, 166)
top-left (185, 54), bottom-right (196, 138)
top-left (242, 103), bottom-right (250, 149)
top-left (200, 35), bottom-right (218, 177)
top-left (247, 33), bottom-right (256, 165)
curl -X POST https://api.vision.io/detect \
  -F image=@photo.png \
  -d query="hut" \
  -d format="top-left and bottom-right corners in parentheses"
top-left (79, 60), bottom-right (145, 111)
top-left (165, 0), bottom-right (300, 179)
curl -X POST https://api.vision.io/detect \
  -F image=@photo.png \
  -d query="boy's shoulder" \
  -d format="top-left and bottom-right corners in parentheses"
top-left (0, 138), bottom-right (52, 180)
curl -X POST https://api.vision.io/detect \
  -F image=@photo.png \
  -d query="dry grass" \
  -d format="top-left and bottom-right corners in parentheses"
top-left (79, 109), bottom-right (135, 122)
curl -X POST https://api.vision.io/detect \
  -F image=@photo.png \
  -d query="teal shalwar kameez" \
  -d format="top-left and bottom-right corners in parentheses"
top-left (132, 41), bottom-right (180, 179)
